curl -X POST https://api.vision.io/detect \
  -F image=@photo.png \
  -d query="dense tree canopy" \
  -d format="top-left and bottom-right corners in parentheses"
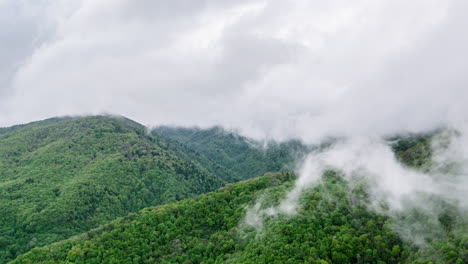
top-left (154, 126), bottom-right (309, 182)
top-left (0, 116), bottom-right (225, 262)
top-left (1, 116), bottom-right (467, 263)
top-left (14, 169), bottom-right (466, 264)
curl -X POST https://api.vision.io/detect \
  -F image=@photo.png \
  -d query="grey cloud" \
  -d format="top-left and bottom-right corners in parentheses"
top-left (0, 0), bottom-right (51, 96)
top-left (0, 0), bottom-right (466, 144)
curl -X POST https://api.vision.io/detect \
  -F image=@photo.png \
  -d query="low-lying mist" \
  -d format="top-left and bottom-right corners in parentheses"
top-left (245, 122), bottom-right (468, 248)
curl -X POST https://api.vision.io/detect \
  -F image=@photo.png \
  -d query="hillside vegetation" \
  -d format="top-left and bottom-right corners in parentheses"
top-left (0, 116), bottom-right (224, 262)
top-left (10, 133), bottom-right (468, 263)
top-left (3, 117), bottom-right (467, 263)
top-left (154, 126), bottom-right (308, 182)
top-left (10, 172), bottom-right (411, 264)
top-left (0, 116), bottom-right (304, 263)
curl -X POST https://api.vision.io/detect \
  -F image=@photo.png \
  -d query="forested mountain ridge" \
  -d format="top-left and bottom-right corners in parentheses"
top-left (0, 115), bottom-right (306, 263)
top-left (10, 132), bottom-right (468, 263)
top-left (0, 116), bottom-right (226, 262)
top-left (154, 126), bottom-right (309, 182)
top-left (3, 117), bottom-right (466, 263)
top-left (10, 171), bottom-right (411, 264)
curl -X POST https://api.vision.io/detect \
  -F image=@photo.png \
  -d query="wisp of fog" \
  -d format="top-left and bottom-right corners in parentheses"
top-left (245, 123), bottom-right (468, 247)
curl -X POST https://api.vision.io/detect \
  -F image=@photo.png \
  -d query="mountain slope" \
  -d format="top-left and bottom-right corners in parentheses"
top-left (10, 172), bottom-right (412, 264)
top-left (154, 126), bottom-right (309, 182)
top-left (0, 116), bottom-right (223, 262)
top-left (11, 132), bottom-right (468, 264)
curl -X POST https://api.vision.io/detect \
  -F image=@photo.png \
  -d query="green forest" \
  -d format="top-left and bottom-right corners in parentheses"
top-left (0, 116), bottom-right (303, 263)
top-left (1, 116), bottom-right (467, 263)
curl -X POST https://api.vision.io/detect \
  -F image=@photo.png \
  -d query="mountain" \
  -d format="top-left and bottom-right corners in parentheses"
top-left (14, 170), bottom-right (465, 264)
top-left (0, 116), bottom-right (225, 262)
top-left (10, 133), bottom-right (467, 264)
top-left (10, 171), bottom-right (410, 264)
top-left (0, 116), bottom-right (307, 263)
top-left (3, 118), bottom-right (466, 263)
top-left (154, 126), bottom-right (309, 182)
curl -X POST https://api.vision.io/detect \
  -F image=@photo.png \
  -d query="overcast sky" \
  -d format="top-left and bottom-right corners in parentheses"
top-left (1, 0), bottom-right (468, 142)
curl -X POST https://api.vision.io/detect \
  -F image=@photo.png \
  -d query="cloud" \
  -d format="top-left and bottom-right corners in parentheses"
top-left (0, 0), bottom-right (467, 144)
top-left (246, 127), bottom-right (468, 246)
top-left (0, 0), bottom-right (49, 96)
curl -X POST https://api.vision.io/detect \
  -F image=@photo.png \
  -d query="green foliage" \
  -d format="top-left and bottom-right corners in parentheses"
top-left (390, 132), bottom-right (433, 169)
top-left (390, 133), bottom-right (468, 263)
top-left (2, 118), bottom-right (467, 263)
top-left (0, 116), bottom-right (224, 263)
top-left (11, 172), bottom-right (412, 264)
top-left (154, 126), bottom-right (309, 182)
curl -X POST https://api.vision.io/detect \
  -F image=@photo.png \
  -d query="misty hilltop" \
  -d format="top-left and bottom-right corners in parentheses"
top-left (0, 115), bottom-right (466, 263)
top-left (0, 116), bottom-right (304, 263)
top-left (9, 129), bottom-right (468, 264)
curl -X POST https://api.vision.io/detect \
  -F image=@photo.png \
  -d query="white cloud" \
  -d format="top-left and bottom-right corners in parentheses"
top-left (0, 0), bottom-right (466, 144)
